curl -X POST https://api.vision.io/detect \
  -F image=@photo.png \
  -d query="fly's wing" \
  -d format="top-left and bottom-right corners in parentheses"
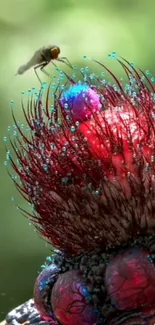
top-left (16, 47), bottom-right (45, 75)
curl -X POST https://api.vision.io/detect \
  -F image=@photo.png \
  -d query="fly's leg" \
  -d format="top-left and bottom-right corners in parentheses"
top-left (34, 62), bottom-right (51, 83)
top-left (40, 62), bottom-right (50, 76)
top-left (41, 61), bottom-right (60, 79)
top-left (34, 63), bottom-right (44, 84)
top-left (50, 60), bottom-right (58, 68)
top-left (56, 57), bottom-right (73, 69)
top-left (61, 57), bottom-right (73, 68)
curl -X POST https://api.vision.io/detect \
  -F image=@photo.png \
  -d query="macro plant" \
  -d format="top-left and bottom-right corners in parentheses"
top-left (4, 52), bottom-right (155, 325)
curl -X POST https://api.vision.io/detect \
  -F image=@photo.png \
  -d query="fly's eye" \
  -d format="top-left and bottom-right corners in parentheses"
top-left (51, 47), bottom-right (60, 59)
top-left (57, 47), bottom-right (60, 54)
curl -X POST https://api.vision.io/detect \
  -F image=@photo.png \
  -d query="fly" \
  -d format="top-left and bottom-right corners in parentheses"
top-left (16, 45), bottom-right (72, 83)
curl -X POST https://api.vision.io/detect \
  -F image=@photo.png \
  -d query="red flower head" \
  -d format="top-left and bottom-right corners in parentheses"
top-left (6, 54), bottom-right (155, 325)
top-left (9, 56), bottom-right (155, 255)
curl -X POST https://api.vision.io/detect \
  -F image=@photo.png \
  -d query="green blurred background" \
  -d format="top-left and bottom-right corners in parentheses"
top-left (1, 0), bottom-right (155, 320)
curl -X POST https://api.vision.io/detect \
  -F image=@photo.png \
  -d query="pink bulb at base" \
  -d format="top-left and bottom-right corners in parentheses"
top-left (51, 270), bottom-right (100, 325)
top-left (105, 248), bottom-right (155, 311)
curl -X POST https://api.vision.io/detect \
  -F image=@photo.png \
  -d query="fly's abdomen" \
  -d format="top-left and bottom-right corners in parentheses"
top-left (16, 49), bottom-right (44, 75)
top-left (16, 64), bottom-right (27, 75)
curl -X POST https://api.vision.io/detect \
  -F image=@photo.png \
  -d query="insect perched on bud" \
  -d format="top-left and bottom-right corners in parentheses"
top-left (16, 45), bottom-right (72, 83)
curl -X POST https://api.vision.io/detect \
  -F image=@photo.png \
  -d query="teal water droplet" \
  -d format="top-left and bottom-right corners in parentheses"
top-left (6, 151), bottom-right (10, 160)
top-left (50, 105), bottom-right (55, 112)
top-left (146, 70), bottom-right (151, 76)
top-left (71, 125), bottom-right (76, 133)
top-left (85, 66), bottom-right (89, 73)
top-left (141, 76), bottom-right (145, 81)
top-left (61, 177), bottom-right (69, 184)
top-left (60, 84), bottom-right (65, 91)
top-left (66, 114), bottom-right (70, 120)
top-left (13, 130), bottom-right (17, 136)
top-left (10, 100), bottom-right (14, 108)
top-left (43, 164), bottom-right (49, 171)
top-left (52, 83), bottom-right (56, 90)
top-left (111, 51), bottom-right (117, 58)
top-left (64, 103), bottom-right (69, 110)
top-left (46, 256), bottom-right (52, 263)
